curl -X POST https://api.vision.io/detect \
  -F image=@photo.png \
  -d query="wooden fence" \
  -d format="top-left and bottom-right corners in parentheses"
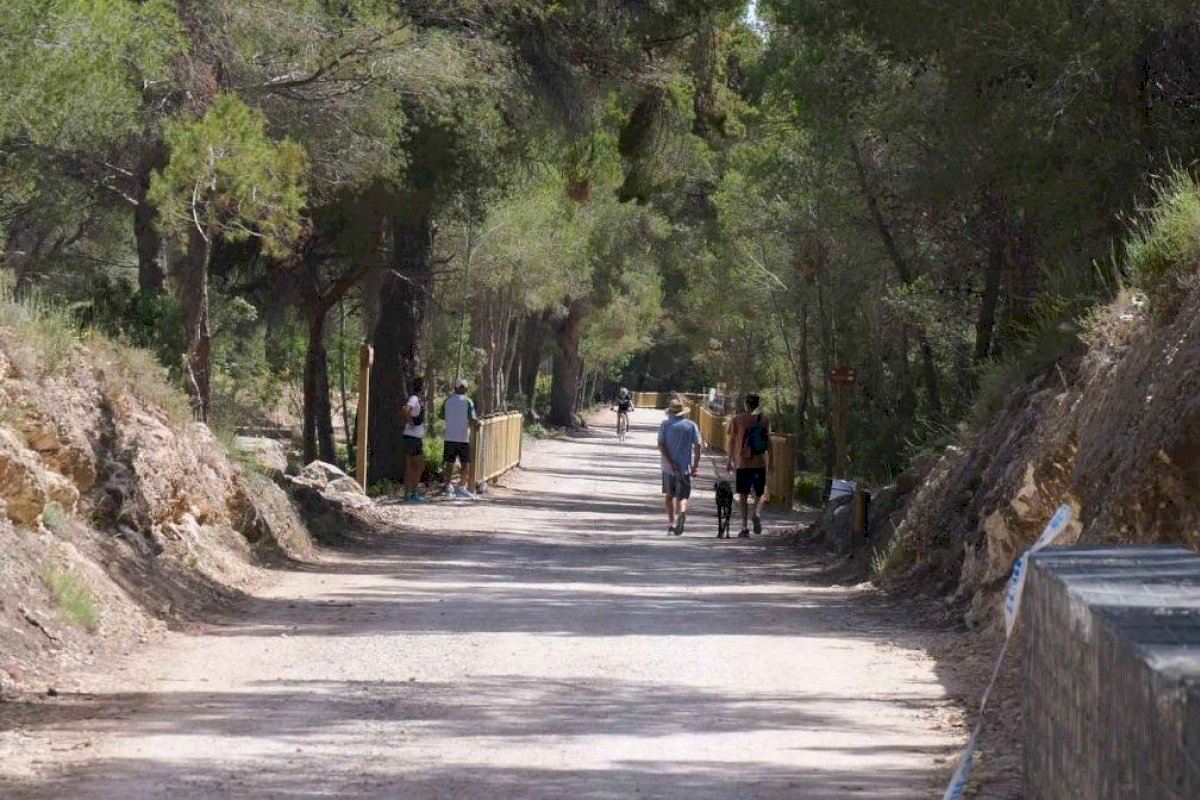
top-left (632, 391), bottom-right (670, 408)
top-left (469, 410), bottom-right (523, 489)
top-left (696, 406), bottom-right (795, 509)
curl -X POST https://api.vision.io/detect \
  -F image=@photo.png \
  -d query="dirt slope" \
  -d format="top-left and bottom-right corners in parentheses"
top-left (882, 287), bottom-right (1200, 625)
top-left (1, 409), bottom-right (966, 799)
top-left (0, 315), bottom-right (313, 698)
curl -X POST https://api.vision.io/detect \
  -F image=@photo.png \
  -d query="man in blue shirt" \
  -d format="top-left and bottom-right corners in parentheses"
top-left (657, 396), bottom-right (702, 536)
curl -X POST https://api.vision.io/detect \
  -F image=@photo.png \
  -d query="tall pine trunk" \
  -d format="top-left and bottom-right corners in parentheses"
top-left (368, 211), bottom-right (433, 482)
top-left (547, 299), bottom-right (585, 427)
top-left (303, 314), bottom-right (336, 464)
top-left (133, 141), bottom-right (168, 294)
top-left (179, 226), bottom-right (213, 422)
top-left (518, 312), bottom-right (546, 420)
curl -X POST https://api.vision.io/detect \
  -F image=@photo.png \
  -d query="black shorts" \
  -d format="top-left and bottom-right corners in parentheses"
top-left (661, 471), bottom-right (692, 500)
top-left (443, 440), bottom-right (471, 465)
top-left (735, 468), bottom-right (766, 498)
top-left (402, 435), bottom-right (424, 457)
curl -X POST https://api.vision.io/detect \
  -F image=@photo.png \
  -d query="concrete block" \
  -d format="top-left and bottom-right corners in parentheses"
top-left (1024, 546), bottom-right (1200, 800)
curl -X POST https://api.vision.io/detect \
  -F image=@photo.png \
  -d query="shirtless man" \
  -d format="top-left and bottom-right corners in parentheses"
top-left (725, 393), bottom-right (771, 537)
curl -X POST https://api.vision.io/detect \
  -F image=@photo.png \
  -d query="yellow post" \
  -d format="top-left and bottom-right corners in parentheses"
top-left (355, 343), bottom-right (372, 490)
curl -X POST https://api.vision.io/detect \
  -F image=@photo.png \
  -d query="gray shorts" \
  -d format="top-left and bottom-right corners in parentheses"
top-left (661, 471), bottom-right (692, 500)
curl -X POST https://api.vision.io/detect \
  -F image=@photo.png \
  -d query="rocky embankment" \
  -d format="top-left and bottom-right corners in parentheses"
top-left (818, 287), bottom-right (1200, 626)
top-left (0, 315), bottom-right (372, 695)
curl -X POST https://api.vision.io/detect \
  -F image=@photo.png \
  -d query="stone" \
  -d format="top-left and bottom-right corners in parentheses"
top-left (326, 476), bottom-right (365, 495)
top-left (44, 471), bottom-right (80, 513)
top-left (233, 436), bottom-right (289, 478)
top-left (0, 429), bottom-right (47, 526)
top-left (819, 494), bottom-right (854, 554)
top-left (297, 460), bottom-right (349, 488)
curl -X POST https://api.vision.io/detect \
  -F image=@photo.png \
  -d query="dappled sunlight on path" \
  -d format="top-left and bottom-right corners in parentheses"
top-left (2, 409), bottom-right (962, 799)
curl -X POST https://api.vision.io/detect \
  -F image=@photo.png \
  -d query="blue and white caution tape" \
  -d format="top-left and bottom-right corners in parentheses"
top-left (941, 504), bottom-right (1074, 800)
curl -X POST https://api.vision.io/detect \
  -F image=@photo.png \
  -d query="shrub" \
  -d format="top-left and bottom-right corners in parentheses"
top-left (42, 503), bottom-right (72, 535)
top-left (971, 321), bottom-right (1081, 428)
top-left (793, 473), bottom-right (824, 507)
top-left (870, 525), bottom-right (914, 582)
top-left (42, 566), bottom-right (100, 632)
top-left (1126, 171), bottom-right (1200, 321)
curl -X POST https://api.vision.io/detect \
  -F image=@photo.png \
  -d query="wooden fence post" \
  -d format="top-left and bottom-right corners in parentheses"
top-left (355, 343), bottom-right (373, 490)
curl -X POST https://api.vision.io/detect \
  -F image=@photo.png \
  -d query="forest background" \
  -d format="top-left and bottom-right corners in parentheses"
top-left (4, 0), bottom-right (1200, 491)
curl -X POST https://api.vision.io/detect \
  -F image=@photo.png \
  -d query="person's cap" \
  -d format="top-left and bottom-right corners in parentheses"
top-left (455, 378), bottom-right (469, 389)
top-left (667, 396), bottom-right (686, 415)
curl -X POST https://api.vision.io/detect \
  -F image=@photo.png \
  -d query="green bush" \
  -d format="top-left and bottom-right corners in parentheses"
top-left (971, 320), bottom-right (1081, 428)
top-left (1126, 171), bottom-right (1200, 321)
top-left (42, 566), bottom-right (100, 632)
top-left (794, 473), bottom-right (824, 507)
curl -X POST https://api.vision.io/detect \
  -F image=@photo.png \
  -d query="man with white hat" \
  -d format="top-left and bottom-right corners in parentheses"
top-left (440, 378), bottom-right (479, 499)
top-left (657, 394), bottom-right (701, 536)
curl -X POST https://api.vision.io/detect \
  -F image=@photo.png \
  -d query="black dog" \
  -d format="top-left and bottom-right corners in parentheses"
top-left (714, 478), bottom-right (734, 538)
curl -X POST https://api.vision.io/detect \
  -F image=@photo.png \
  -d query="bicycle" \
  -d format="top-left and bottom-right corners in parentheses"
top-left (616, 410), bottom-right (629, 442)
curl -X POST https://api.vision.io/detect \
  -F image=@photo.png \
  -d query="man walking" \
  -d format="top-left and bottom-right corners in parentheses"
top-left (440, 378), bottom-right (478, 499)
top-left (726, 393), bottom-right (771, 537)
top-left (657, 395), bottom-right (701, 536)
top-left (402, 376), bottom-right (427, 504)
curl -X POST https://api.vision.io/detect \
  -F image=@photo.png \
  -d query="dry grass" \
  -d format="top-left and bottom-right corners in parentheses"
top-left (0, 272), bottom-right (192, 428)
top-left (88, 334), bottom-right (193, 427)
top-left (42, 565), bottom-right (100, 632)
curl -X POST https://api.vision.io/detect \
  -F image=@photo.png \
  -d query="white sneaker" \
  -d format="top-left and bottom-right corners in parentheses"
top-left (454, 486), bottom-right (476, 499)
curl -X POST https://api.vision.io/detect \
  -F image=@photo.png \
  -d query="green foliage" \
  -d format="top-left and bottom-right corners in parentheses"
top-left (1126, 172), bottom-right (1200, 321)
top-left (41, 503), bottom-right (72, 535)
top-left (150, 94), bottom-right (309, 257)
top-left (870, 526), bottom-right (914, 582)
top-left (972, 322), bottom-right (1082, 428)
top-left (0, 0), bottom-right (179, 148)
top-left (42, 565), bottom-right (100, 632)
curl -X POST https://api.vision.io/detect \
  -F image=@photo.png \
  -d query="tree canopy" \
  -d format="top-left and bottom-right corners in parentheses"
top-left (3, 0), bottom-right (1199, 485)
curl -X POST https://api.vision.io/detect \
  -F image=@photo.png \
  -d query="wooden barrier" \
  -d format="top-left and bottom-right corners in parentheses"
top-left (469, 410), bottom-right (523, 489)
top-left (632, 391), bottom-right (670, 408)
top-left (696, 405), bottom-right (794, 509)
top-left (766, 434), bottom-right (796, 510)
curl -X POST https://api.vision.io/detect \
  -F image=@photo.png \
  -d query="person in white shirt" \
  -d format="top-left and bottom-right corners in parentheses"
top-left (402, 376), bottom-right (426, 503)
top-left (440, 378), bottom-right (479, 499)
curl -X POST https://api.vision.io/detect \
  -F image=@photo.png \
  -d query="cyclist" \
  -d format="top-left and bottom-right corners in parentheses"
top-left (612, 388), bottom-right (634, 441)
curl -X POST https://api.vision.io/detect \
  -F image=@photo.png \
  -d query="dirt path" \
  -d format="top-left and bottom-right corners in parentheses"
top-left (1, 408), bottom-right (963, 799)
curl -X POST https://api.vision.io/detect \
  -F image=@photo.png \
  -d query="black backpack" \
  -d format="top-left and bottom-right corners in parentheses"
top-left (744, 414), bottom-right (770, 456)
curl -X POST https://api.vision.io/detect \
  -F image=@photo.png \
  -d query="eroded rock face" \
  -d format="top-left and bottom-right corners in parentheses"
top-left (0, 429), bottom-right (48, 525)
top-left (891, 288), bottom-right (1200, 627)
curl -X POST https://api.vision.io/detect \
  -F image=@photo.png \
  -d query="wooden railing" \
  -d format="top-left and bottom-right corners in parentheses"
top-left (632, 391), bottom-right (670, 408)
top-left (695, 406), bottom-right (795, 509)
top-left (469, 410), bottom-right (523, 488)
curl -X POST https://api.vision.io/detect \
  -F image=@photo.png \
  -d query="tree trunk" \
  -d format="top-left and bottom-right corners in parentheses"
top-left (368, 210), bottom-right (433, 482)
top-left (303, 313), bottom-right (336, 464)
top-left (133, 141), bottom-right (168, 293)
top-left (794, 300), bottom-right (811, 468)
top-left (547, 299), bottom-right (586, 427)
top-left (518, 312), bottom-right (545, 420)
top-left (976, 229), bottom-right (1004, 360)
top-left (918, 335), bottom-right (943, 421)
top-left (179, 226), bottom-right (213, 422)
top-left (851, 137), bottom-right (943, 421)
top-left (338, 301), bottom-right (354, 467)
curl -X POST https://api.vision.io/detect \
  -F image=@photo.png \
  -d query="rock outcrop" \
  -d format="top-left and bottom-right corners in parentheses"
top-left (884, 288), bottom-right (1200, 626)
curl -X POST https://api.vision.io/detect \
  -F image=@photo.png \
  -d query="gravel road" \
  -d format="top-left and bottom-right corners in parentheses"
top-left (2, 408), bottom-right (962, 799)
